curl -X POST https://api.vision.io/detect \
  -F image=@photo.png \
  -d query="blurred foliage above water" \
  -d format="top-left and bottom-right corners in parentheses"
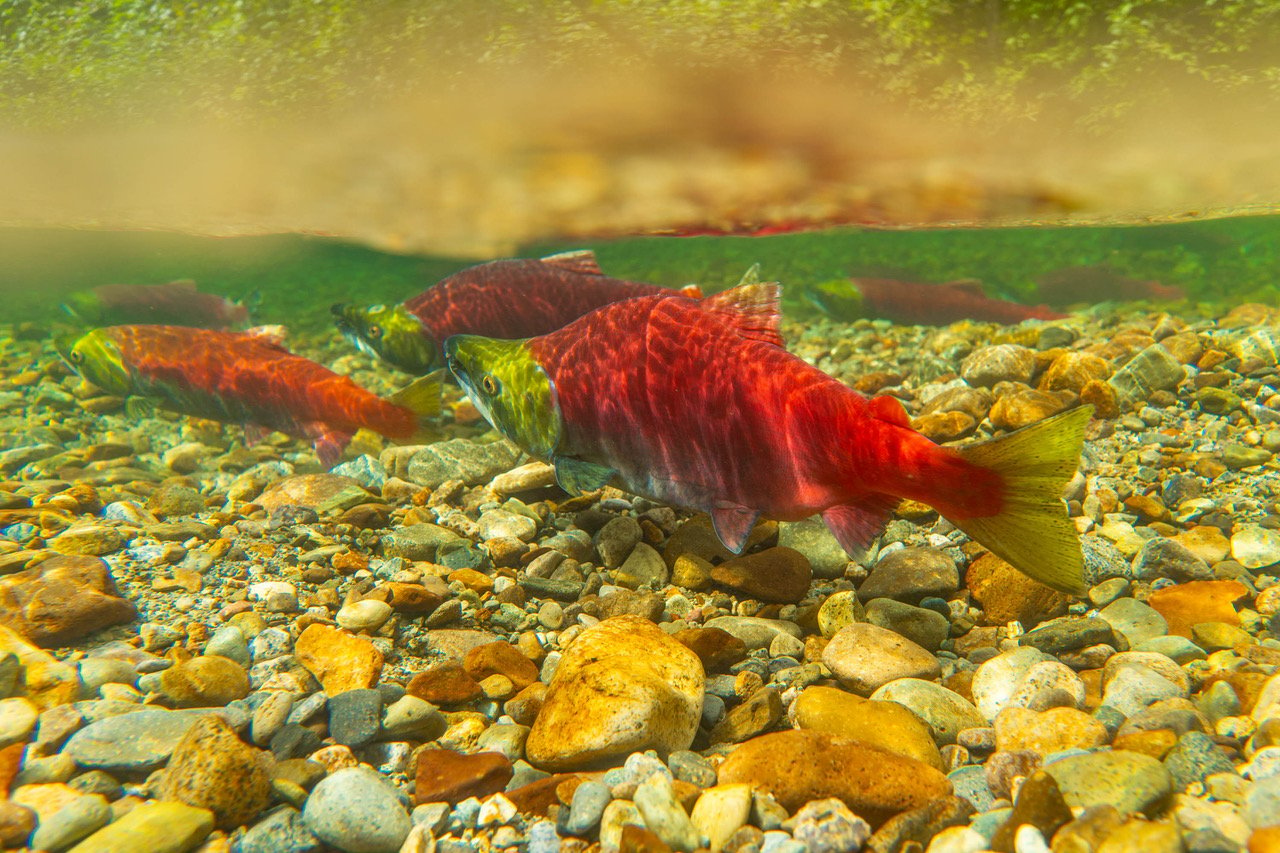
top-left (3, 0), bottom-right (1280, 127)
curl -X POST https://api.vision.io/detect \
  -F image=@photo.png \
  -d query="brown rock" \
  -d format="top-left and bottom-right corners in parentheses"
top-left (526, 616), bottom-right (704, 771)
top-left (464, 641), bottom-right (539, 691)
top-left (0, 625), bottom-right (77, 710)
top-left (990, 770), bottom-right (1073, 853)
top-left (1250, 826), bottom-right (1280, 853)
top-left (1123, 493), bottom-right (1171, 524)
top-left (159, 715), bottom-right (272, 829)
top-left (673, 627), bottom-right (748, 673)
top-left (294, 624), bottom-right (384, 695)
top-left (158, 655), bottom-right (250, 707)
top-left (596, 589), bottom-right (665, 622)
top-left (717, 730), bottom-right (951, 827)
top-left (1161, 332), bottom-right (1205, 365)
top-left (865, 796), bottom-right (974, 853)
top-left (662, 516), bottom-right (776, 568)
top-left (384, 581), bottom-right (446, 615)
top-left (989, 388), bottom-right (1072, 431)
top-left (449, 568), bottom-right (493, 594)
top-left (0, 554), bottom-right (136, 646)
top-left (993, 707), bottom-right (1109, 756)
top-left (506, 773), bottom-right (580, 817)
top-left (919, 386), bottom-right (993, 421)
top-left (0, 741), bottom-right (21, 795)
top-left (711, 547), bottom-right (812, 603)
top-left (47, 524), bottom-right (125, 557)
top-left (407, 662), bottom-right (483, 705)
top-left (1080, 380), bottom-right (1120, 420)
top-left (414, 749), bottom-right (513, 805)
top-left (1112, 729), bottom-right (1178, 760)
top-left (1040, 352), bottom-right (1111, 394)
top-left (504, 682), bottom-right (547, 726)
top-left (421, 629), bottom-right (500, 662)
top-left (911, 411), bottom-right (978, 443)
top-left (1147, 580), bottom-right (1246, 639)
top-left (966, 552), bottom-right (1070, 628)
top-left (0, 800), bottom-right (35, 849)
top-left (620, 824), bottom-right (675, 853)
top-left (670, 554), bottom-right (713, 590)
top-left (710, 686), bottom-right (784, 744)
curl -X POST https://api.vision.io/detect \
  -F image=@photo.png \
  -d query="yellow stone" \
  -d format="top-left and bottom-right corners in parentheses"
top-left (294, 624), bottom-right (383, 696)
top-left (0, 625), bottom-right (78, 710)
top-left (793, 685), bottom-right (943, 770)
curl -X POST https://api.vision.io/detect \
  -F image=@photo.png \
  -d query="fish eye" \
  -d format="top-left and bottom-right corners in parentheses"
top-left (481, 374), bottom-right (499, 395)
top-left (70, 350), bottom-right (84, 364)
top-left (368, 324), bottom-right (382, 339)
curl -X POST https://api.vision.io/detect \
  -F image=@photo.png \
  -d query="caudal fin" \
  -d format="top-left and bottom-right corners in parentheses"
top-left (389, 370), bottom-right (444, 443)
top-left (952, 405), bottom-right (1092, 594)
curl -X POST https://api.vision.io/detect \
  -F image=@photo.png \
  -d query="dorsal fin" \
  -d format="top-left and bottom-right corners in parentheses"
top-left (940, 278), bottom-right (986, 295)
top-left (241, 325), bottom-right (290, 351)
top-left (540, 250), bottom-right (603, 276)
top-left (702, 282), bottom-right (784, 347)
top-left (168, 279), bottom-right (198, 291)
top-left (867, 394), bottom-right (912, 428)
top-left (679, 284), bottom-right (704, 298)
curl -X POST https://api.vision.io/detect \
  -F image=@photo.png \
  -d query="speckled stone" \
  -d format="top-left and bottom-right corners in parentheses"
top-left (303, 766), bottom-right (411, 853)
top-left (294, 624), bottom-right (384, 696)
top-left (793, 685), bottom-right (944, 769)
top-left (159, 715), bottom-right (273, 829)
top-left (1043, 750), bottom-right (1173, 815)
top-left (871, 679), bottom-right (986, 746)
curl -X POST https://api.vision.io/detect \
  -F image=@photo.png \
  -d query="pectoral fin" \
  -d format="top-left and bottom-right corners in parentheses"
top-left (312, 429), bottom-right (353, 470)
top-left (124, 397), bottom-right (157, 419)
top-left (710, 503), bottom-right (761, 554)
top-left (554, 456), bottom-right (617, 495)
top-left (821, 495), bottom-right (899, 556)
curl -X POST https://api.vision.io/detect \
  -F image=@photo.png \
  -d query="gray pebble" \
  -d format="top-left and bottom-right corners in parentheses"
top-left (29, 794), bottom-right (111, 852)
top-left (287, 692), bottom-right (328, 726)
top-left (669, 750), bottom-right (717, 788)
top-left (785, 798), bottom-right (871, 853)
top-left (206, 625), bottom-right (251, 666)
top-left (303, 766), bottom-right (412, 853)
top-left (328, 689), bottom-right (382, 749)
top-left (251, 691), bottom-right (295, 747)
top-left (564, 779), bottom-right (611, 835)
top-left (241, 805), bottom-right (322, 853)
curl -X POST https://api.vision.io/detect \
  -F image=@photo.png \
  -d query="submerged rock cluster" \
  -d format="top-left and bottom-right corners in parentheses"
top-left (1, 302), bottom-right (1280, 852)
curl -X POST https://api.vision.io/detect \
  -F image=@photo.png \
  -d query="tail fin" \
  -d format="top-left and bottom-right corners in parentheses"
top-left (389, 370), bottom-right (444, 443)
top-left (952, 405), bottom-right (1092, 594)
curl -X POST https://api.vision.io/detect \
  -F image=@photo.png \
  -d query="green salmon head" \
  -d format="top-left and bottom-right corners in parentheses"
top-left (56, 329), bottom-right (133, 394)
top-left (331, 303), bottom-right (438, 374)
top-left (444, 335), bottom-right (562, 459)
top-left (806, 279), bottom-right (866, 320)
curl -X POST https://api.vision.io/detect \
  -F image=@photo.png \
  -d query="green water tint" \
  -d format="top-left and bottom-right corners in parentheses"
top-left (3, 215), bottom-right (1279, 330)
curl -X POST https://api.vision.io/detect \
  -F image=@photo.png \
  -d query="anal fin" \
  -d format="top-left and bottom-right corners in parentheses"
top-left (710, 503), bottom-right (761, 554)
top-left (822, 495), bottom-right (899, 557)
top-left (554, 456), bottom-right (617, 495)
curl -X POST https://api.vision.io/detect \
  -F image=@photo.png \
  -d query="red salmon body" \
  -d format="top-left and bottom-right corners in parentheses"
top-left (407, 252), bottom-right (700, 342)
top-left (100, 326), bottom-right (430, 465)
top-left (528, 290), bottom-right (1004, 547)
top-left (853, 278), bottom-right (1065, 325)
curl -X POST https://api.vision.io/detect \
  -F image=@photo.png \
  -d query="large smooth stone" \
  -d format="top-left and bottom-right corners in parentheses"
top-left (792, 685), bottom-right (943, 769)
top-left (525, 616), bottom-right (704, 771)
top-left (1043, 750), bottom-right (1173, 815)
top-left (822, 623), bottom-right (940, 695)
top-left (0, 555), bottom-right (135, 647)
top-left (303, 766), bottom-right (412, 853)
top-left (717, 730), bottom-right (951, 827)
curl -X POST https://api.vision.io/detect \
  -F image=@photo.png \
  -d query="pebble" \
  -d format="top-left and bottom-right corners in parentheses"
top-left (793, 685), bottom-right (944, 769)
top-left (564, 779), bottom-right (612, 835)
top-left (1099, 597), bottom-right (1168, 646)
top-left (711, 547), bottom-right (812, 603)
top-left (159, 714), bottom-right (272, 829)
top-left (1044, 750), bottom-right (1173, 815)
top-left (859, 546), bottom-right (959, 602)
top-left (414, 749), bottom-right (513, 804)
top-left (994, 707), bottom-right (1108, 755)
top-left (335, 599), bottom-right (393, 633)
top-left (965, 553), bottom-right (1070, 627)
top-left (294, 624), bottom-right (384, 695)
top-left (971, 646), bottom-right (1053, 722)
top-left (1233, 526), bottom-right (1280, 570)
top-left (717, 729), bottom-right (951, 824)
top-left (67, 800), bottom-right (214, 853)
top-left (778, 519), bottom-right (849, 579)
top-left (690, 784), bottom-right (752, 852)
top-left (28, 793), bottom-right (112, 852)
top-left (785, 797), bottom-right (871, 853)
top-left (864, 598), bottom-right (950, 651)
top-left (0, 696), bottom-right (38, 748)
top-left (526, 616), bottom-right (703, 770)
top-left (595, 516), bottom-right (642, 569)
top-left (1130, 537), bottom-right (1212, 583)
top-left (1147, 580), bottom-right (1247, 638)
top-left (328, 688), bottom-right (382, 748)
top-left (303, 766), bottom-right (412, 853)
top-left (158, 655), bottom-right (250, 707)
top-left (239, 806), bottom-right (321, 853)
top-left (870, 678), bottom-right (987, 745)
top-left (703, 616), bottom-right (802, 650)
top-left (63, 709), bottom-right (221, 773)
top-left (821, 622), bottom-right (941, 695)
top-left (634, 772), bottom-right (700, 851)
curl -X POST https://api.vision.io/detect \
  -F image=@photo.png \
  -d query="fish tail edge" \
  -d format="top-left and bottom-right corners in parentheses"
top-left (951, 404), bottom-right (1093, 595)
top-left (389, 370), bottom-right (444, 443)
